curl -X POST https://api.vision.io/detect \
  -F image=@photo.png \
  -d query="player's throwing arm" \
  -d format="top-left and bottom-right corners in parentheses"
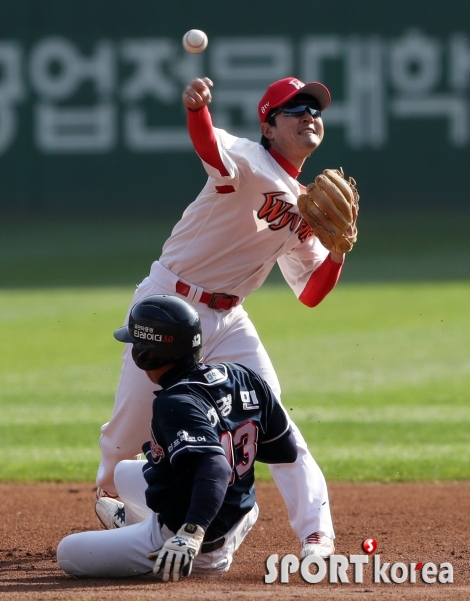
top-left (183, 77), bottom-right (213, 111)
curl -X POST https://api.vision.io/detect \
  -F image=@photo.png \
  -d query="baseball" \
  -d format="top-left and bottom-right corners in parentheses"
top-left (182, 29), bottom-right (208, 54)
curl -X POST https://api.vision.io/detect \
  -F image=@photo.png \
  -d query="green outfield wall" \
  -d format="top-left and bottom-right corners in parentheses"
top-left (1, 0), bottom-right (469, 220)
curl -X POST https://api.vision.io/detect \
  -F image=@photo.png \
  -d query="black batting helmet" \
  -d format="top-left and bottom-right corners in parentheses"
top-left (114, 295), bottom-right (202, 371)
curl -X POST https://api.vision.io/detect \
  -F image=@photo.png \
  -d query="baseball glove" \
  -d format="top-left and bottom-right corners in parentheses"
top-left (297, 168), bottom-right (359, 253)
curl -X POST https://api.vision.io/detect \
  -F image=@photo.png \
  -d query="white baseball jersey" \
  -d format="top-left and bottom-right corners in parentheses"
top-left (159, 127), bottom-right (329, 300)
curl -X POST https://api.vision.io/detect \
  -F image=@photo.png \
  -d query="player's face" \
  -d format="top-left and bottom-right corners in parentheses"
top-left (262, 104), bottom-right (324, 165)
top-left (276, 108), bottom-right (324, 150)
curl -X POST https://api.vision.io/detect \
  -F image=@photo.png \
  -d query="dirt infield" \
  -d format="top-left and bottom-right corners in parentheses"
top-left (1, 481), bottom-right (469, 601)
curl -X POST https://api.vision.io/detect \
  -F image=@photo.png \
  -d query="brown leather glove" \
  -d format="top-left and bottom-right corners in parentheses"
top-left (297, 168), bottom-right (359, 253)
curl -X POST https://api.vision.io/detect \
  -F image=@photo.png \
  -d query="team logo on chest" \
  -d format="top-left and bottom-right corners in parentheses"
top-left (257, 192), bottom-right (312, 242)
top-left (204, 368), bottom-right (225, 383)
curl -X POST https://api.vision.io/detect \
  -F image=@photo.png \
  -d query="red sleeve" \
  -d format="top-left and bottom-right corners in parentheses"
top-left (187, 107), bottom-right (229, 177)
top-left (298, 255), bottom-right (343, 308)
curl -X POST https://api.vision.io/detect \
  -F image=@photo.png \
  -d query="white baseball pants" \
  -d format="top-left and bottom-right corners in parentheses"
top-left (97, 261), bottom-right (334, 541)
top-left (58, 460), bottom-right (259, 578)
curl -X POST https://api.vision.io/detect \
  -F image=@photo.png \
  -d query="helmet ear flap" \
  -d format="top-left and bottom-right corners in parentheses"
top-left (132, 345), bottom-right (169, 371)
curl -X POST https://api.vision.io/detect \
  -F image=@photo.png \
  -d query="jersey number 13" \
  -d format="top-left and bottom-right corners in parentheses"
top-left (219, 421), bottom-right (258, 484)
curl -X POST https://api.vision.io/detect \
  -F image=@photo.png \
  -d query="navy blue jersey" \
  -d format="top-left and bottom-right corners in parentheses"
top-left (142, 362), bottom-right (290, 539)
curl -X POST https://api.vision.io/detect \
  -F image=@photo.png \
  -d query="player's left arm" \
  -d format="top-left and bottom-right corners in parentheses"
top-left (242, 369), bottom-right (298, 464)
top-left (277, 239), bottom-right (344, 308)
top-left (257, 393), bottom-right (298, 464)
top-left (148, 452), bottom-right (231, 582)
top-left (298, 250), bottom-right (344, 308)
top-left (146, 394), bottom-right (232, 582)
top-left (256, 428), bottom-right (297, 464)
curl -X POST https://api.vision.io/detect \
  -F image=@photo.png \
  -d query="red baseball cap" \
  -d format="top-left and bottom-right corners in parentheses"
top-left (258, 77), bottom-right (331, 123)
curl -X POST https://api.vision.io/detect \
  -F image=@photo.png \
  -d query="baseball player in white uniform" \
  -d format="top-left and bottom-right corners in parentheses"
top-left (96, 75), bottom-right (345, 558)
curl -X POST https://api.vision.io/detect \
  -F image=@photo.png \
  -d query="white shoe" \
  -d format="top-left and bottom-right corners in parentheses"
top-left (95, 497), bottom-right (125, 529)
top-left (300, 531), bottom-right (335, 559)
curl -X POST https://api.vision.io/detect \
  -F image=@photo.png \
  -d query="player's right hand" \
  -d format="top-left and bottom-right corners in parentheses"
top-left (183, 77), bottom-right (213, 111)
top-left (147, 523), bottom-right (205, 582)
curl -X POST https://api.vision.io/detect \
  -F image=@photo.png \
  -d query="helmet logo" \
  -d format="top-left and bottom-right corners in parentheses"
top-left (134, 324), bottom-right (174, 343)
top-left (120, 296), bottom-right (203, 365)
top-left (135, 330), bottom-right (161, 342)
top-left (135, 324), bottom-right (154, 333)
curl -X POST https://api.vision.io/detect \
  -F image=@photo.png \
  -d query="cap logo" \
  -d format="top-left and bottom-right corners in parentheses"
top-left (288, 79), bottom-right (305, 90)
top-left (260, 101), bottom-right (270, 114)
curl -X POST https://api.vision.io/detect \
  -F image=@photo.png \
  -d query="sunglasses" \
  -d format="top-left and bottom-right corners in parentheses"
top-left (269, 104), bottom-right (322, 120)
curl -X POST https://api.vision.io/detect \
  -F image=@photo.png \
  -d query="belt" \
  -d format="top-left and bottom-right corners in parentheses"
top-left (176, 280), bottom-right (239, 311)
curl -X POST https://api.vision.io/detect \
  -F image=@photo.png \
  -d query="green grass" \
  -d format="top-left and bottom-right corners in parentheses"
top-left (0, 221), bottom-right (174, 288)
top-left (0, 288), bottom-right (129, 481)
top-left (1, 214), bottom-right (470, 288)
top-left (1, 282), bottom-right (469, 482)
top-left (248, 282), bottom-right (470, 482)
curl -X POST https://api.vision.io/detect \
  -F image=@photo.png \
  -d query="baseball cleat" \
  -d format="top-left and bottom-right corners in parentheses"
top-left (95, 497), bottom-right (126, 529)
top-left (300, 531), bottom-right (335, 559)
